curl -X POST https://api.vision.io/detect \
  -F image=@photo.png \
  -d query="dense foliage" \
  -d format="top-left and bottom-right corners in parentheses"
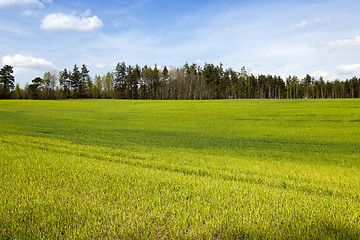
top-left (1, 99), bottom-right (359, 239)
top-left (2, 62), bottom-right (360, 100)
top-left (0, 65), bottom-right (15, 99)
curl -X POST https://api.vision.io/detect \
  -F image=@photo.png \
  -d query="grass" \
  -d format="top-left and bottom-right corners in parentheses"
top-left (0, 99), bottom-right (360, 239)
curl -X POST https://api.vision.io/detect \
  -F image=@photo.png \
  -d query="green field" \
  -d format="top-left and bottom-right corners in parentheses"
top-left (1, 99), bottom-right (360, 239)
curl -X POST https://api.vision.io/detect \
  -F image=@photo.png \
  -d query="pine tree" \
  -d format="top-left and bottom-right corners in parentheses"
top-left (114, 62), bottom-right (127, 98)
top-left (0, 65), bottom-right (15, 99)
top-left (29, 77), bottom-right (43, 99)
top-left (59, 68), bottom-right (70, 99)
top-left (81, 64), bottom-right (91, 98)
top-left (71, 64), bottom-right (81, 97)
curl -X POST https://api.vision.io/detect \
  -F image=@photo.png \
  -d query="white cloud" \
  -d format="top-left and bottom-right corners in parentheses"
top-left (312, 35), bottom-right (360, 49)
top-left (96, 64), bottom-right (106, 69)
top-left (314, 17), bottom-right (331, 23)
top-left (296, 20), bottom-right (308, 28)
top-left (0, 0), bottom-right (50, 9)
top-left (0, 0), bottom-right (52, 16)
top-left (22, 10), bottom-right (35, 16)
top-left (296, 17), bottom-right (331, 29)
top-left (336, 64), bottom-right (360, 75)
top-left (311, 70), bottom-right (329, 78)
top-left (41, 11), bottom-right (103, 32)
top-left (2, 54), bottom-right (56, 74)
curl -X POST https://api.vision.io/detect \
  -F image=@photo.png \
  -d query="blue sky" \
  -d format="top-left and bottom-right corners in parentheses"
top-left (1, 0), bottom-right (360, 86)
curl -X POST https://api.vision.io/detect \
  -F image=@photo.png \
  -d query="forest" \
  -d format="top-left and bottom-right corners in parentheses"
top-left (1, 62), bottom-right (360, 100)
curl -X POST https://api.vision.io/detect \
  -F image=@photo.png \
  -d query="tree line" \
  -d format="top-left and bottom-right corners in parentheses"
top-left (1, 63), bottom-right (360, 100)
